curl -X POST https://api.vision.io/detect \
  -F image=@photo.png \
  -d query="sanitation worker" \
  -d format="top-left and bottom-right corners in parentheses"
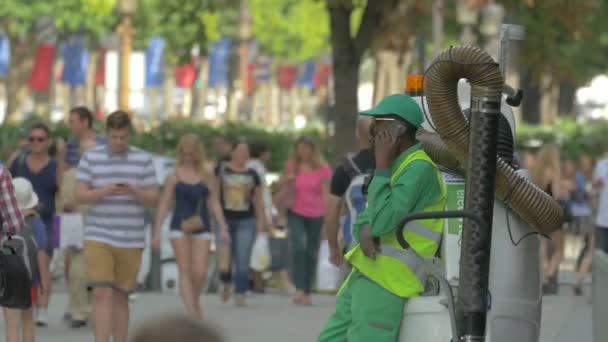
top-left (317, 94), bottom-right (447, 342)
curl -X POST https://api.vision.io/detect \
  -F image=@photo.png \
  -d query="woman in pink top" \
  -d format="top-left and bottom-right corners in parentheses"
top-left (281, 137), bottom-right (331, 305)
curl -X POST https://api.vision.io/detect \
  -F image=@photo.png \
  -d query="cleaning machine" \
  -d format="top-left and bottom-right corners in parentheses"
top-left (396, 24), bottom-right (563, 342)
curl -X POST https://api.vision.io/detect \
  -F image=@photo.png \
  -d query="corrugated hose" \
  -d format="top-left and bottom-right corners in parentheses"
top-left (419, 45), bottom-right (563, 235)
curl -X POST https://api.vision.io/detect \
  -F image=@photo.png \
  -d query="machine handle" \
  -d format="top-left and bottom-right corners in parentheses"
top-left (395, 210), bottom-right (484, 250)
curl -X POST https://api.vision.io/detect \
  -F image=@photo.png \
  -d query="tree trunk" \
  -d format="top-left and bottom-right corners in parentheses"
top-left (328, 1), bottom-right (386, 163)
top-left (558, 80), bottom-right (575, 117)
top-left (332, 63), bottom-right (359, 159)
top-left (5, 39), bottom-right (35, 122)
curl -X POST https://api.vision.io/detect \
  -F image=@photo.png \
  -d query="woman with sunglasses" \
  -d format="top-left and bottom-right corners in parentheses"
top-left (9, 122), bottom-right (61, 327)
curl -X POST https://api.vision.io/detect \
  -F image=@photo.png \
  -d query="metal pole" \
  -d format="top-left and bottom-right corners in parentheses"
top-left (499, 24), bottom-right (525, 78)
top-left (456, 86), bottom-right (502, 341)
top-left (432, 0), bottom-right (444, 56)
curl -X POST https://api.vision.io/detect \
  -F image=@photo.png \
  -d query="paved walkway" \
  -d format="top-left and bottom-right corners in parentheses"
top-left (0, 286), bottom-right (592, 342)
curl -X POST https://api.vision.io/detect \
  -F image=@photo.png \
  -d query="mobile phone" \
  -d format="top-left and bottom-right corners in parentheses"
top-left (389, 124), bottom-right (407, 138)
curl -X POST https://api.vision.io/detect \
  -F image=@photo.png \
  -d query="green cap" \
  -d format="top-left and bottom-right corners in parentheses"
top-left (360, 94), bottom-right (424, 128)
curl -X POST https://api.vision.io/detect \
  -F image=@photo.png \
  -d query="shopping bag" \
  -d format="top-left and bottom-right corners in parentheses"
top-left (59, 213), bottom-right (85, 249)
top-left (316, 240), bottom-right (341, 292)
top-left (250, 233), bottom-right (271, 271)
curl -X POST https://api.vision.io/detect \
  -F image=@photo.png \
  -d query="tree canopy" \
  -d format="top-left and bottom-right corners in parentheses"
top-left (0, 0), bottom-right (116, 40)
top-left (250, 0), bottom-right (330, 62)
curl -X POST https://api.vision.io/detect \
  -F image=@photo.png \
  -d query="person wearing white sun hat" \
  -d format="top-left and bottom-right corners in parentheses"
top-left (2, 177), bottom-right (47, 342)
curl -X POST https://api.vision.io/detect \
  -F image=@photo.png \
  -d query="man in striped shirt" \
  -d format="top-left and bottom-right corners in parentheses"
top-left (75, 111), bottom-right (158, 342)
top-left (0, 166), bottom-right (25, 234)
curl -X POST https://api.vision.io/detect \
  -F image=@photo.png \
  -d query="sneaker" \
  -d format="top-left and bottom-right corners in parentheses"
top-left (36, 308), bottom-right (48, 327)
top-left (70, 320), bottom-right (88, 329)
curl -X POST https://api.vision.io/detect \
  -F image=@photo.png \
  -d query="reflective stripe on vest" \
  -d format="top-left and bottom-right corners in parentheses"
top-left (381, 244), bottom-right (428, 285)
top-left (403, 220), bottom-right (442, 244)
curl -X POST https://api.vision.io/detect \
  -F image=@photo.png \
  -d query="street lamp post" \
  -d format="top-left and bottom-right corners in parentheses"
top-left (117, 0), bottom-right (137, 111)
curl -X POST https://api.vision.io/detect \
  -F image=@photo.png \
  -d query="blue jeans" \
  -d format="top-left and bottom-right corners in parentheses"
top-left (227, 217), bottom-right (257, 295)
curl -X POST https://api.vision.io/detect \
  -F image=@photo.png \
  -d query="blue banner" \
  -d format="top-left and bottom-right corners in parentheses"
top-left (145, 37), bottom-right (165, 87)
top-left (0, 36), bottom-right (10, 77)
top-left (297, 61), bottom-right (316, 89)
top-left (61, 36), bottom-right (88, 86)
top-left (208, 38), bottom-right (232, 87)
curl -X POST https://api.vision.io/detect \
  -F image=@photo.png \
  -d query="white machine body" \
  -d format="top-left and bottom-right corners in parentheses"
top-left (399, 171), bottom-right (542, 342)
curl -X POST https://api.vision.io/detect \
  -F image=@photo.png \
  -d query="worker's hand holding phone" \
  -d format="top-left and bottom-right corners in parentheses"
top-left (374, 125), bottom-right (403, 169)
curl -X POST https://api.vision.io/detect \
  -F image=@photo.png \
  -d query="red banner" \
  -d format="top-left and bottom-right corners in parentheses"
top-left (95, 50), bottom-right (106, 86)
top-left (278, 65), bottom-right (297, 90)
top-left (27, 45), bottom-right (56, 91)
top-left (175, 64), bottom-right (196, 88)
top-left (313, 63), bottom-right (331, 88)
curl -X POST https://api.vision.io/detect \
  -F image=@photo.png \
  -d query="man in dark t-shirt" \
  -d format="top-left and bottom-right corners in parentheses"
top-left (324, 116), bottom-right (374, 267)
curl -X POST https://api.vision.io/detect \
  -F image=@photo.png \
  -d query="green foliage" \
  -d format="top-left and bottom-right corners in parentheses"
top-left (250, 0), bottom-right (330, 62)
top-left (133, 0), bottom-right (239, 64)
top-left (517, 118), bottom-right (608, 159)
top-left (0, 0), bottom-right (115, 40)
top-left (498, 0), bottom-right (608, 86)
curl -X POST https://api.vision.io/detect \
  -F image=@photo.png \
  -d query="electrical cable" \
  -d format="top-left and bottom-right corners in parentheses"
top-left (502, 167), bottom-right (551, 246)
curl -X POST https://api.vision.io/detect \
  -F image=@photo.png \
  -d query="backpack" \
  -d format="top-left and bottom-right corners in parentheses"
top-left (0, 241), bottom-right (32, 309)
top-left (0, 216), bottom-right (39, 282)
top-left (341, 155), bottom-right (369, 250)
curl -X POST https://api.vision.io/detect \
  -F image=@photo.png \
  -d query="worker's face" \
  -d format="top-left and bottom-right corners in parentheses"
top-left (369, 118), bottom-right (405, 146)
top-left (107, 127), bottom-right (130, 154)
top-left (28, 128), bottom-right (50, 155)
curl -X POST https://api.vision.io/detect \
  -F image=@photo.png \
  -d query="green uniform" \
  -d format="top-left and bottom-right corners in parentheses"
top-left (318, 143), bottom-right (445, 342)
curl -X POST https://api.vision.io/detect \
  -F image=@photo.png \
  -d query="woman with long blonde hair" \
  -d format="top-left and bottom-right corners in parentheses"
top-left (531, 143), bottom-right (564, 294)
top-left (152, 134), bottom-right (230, 319)
top-left (278, 137), bottom-right (332, 305)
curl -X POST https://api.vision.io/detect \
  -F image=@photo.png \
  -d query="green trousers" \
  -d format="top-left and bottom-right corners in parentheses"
top-left (317, 271), bottom-right (407, 342)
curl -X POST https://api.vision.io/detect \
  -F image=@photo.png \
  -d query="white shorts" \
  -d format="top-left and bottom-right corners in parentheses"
top-left (169, 230), bottom-right (213, 240)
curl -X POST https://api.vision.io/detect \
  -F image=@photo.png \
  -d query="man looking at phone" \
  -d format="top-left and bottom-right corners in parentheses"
top-left (318, 94), bottom-right (446, 342)
top-left (75, 111), bottom-right (159, 342)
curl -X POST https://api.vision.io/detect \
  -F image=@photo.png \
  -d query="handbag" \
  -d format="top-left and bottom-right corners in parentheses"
top-left (0, 236), bottom-right (33, 309)
top-left (180, 198), bottom-right (204, 234)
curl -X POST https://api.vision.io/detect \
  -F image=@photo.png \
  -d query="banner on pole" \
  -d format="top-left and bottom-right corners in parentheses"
top-left (27, 44), bottom-right (56, 91)
top-left (145, 37), bottom-right (165, 87)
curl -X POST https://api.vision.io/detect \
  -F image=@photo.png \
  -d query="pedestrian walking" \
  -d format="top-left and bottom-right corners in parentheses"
top-left (57, 106), bottom-right (105, 327)
top-left (278, 137), bottom-right (331, 306)
top-left (0, 168), bottom-right (29, 342)
top-left (217, 140), bottom-right (268, 306)
top-left (74, 111), bottom-right (159, 342)
top-left (153, 134), bottom-right (230, 319)
top-left (531, 144), bottom-right (564, 294)
top-left (9, 123), bottom-right (60, 327)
